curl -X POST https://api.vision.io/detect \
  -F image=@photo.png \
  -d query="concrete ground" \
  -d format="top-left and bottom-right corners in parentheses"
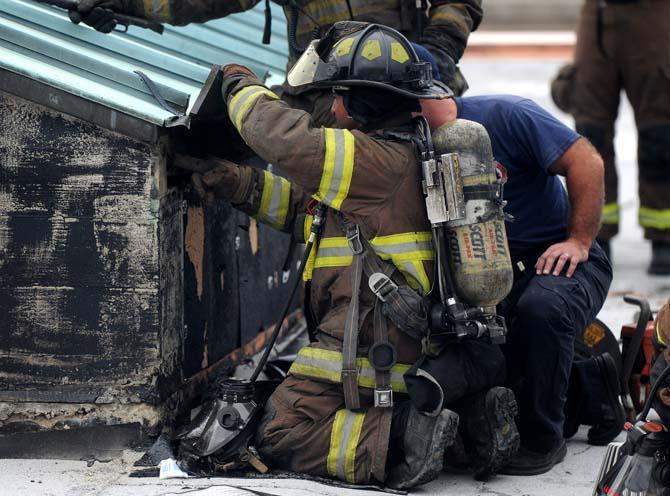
top-left (3, 54), bottom-right (668, 496)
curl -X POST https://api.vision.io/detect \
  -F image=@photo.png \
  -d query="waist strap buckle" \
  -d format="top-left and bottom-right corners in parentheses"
top-left (368, 272), bottom-right (398, 302)
top-left (374, 387), bottom-right (394, 408)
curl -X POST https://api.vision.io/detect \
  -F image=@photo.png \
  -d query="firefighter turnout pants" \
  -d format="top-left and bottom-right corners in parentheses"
top-left (572, 0), bottom-right (670, 241)
top-left (255, 375), bottom-right (392, 484)
top-left (254, 343), bottom-right (420, 484)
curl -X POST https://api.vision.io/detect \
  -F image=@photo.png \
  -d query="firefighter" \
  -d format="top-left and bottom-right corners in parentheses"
top-left (652, 299), bottom-right (670, 425)
top-left (417, 48), bottom-right (614, 474)
top-left (183, 23), bottom-right (520, 488)
top-left (67, 0), bottom-right (482, 124)
top-left (552, 0), bottom-right (670, 274)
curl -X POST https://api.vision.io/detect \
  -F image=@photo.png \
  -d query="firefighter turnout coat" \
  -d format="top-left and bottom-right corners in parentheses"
top-left (219, 71), bottom-right (434, 483)
top-left (119, 0), bottom-right (481, 95)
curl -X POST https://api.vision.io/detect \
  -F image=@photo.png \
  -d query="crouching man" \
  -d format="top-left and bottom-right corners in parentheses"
top-left (417, 48), bottom-right (614, 475)
top-left (183, 23), bottom-right (519, 489)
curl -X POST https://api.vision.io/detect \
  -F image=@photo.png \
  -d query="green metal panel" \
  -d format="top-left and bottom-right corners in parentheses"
top-left (0, 0), bottom-right (288, 125)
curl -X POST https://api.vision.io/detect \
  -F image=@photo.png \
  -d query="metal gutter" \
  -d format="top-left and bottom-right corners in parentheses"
top-left (0, 0), bottom-right (288, 126)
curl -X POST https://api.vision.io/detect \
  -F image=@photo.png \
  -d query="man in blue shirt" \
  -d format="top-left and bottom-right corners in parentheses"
top-left (418, 47), bottom-right (614, 475)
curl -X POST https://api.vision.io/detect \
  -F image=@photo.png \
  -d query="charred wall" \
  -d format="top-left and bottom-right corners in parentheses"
top-left (0, 86), bottom-right (296, 441)
top-left (0, 91), bottom-right (169, 432)
top-left (180, 195), bottom-right (295, 378)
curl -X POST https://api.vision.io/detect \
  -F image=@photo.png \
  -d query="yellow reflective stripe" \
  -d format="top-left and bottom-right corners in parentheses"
top-left (657, 320), bottom-right (668, 347)
top-left (291, 362), bottom-right (342, 383)
top-left (228, 85), bottom-right (279, 131)
top-left (313, 241), bottom-right (353, 267)
top-left (316, 129), bottom-right (355, 210)
top-left (639, 207), bottom-right (670, 229)
top-left (289, 347), bottom-right (410, 393)
top-left (327, 409), bottom-right (365, 482)
top-left (371, 232), bottom-right (433, 245)
top-left (315, 255), bottom-right (353, 268)
top-left (346, 412), bottom-right (365, 482)
top-left (602, 203), bottom-right (620, 225)
top-left (297, 347), bottom-right (341, 362)
top-left (143, 0), bottom-right (170, 20)
top-left (327, 410), bottom-right (345, 478)
top-left (403, 260), bottom-right (431, 293)
top-left (303, 215), bottom-right (316, 282)
top-left (257, 171), bottom-right (291, 229)
top-left (310, 232), bottom-right (434, 293)
top-left (358, 356), bottom-right (411, 393)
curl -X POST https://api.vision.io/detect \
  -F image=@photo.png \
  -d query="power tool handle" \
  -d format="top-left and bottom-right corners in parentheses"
top-left (621, 295), bottom-right (652, 400)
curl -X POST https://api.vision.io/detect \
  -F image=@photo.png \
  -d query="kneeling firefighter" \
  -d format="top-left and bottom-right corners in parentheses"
top-left (182, 22), bottom-right (519, 489)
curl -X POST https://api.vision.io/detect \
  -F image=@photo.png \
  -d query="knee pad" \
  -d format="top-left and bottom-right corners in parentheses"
top-left (638, 125), bottom-right (670, 181)
top-left (576, 123), bottom-right (611, 154)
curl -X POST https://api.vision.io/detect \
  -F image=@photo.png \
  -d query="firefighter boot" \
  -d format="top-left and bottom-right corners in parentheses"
top-left (649, 241), bottom-right (670, 275)
top-left (459, 386), bottom-right (520, 481)
top-left (386, 407), bottom-right (459, 490)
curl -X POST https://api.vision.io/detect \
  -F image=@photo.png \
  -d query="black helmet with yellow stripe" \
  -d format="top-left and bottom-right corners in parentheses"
top-left (287, 21), bottom-right (451, 100)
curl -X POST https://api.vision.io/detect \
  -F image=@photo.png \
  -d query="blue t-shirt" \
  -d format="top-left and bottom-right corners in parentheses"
top-left (454, 95), bottom-right (580, 253)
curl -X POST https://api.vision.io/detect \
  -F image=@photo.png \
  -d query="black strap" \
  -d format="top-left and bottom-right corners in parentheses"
top-left (342, 249), bottom-right (363, 410)
top-left (262, 0), bottom-right (272, 44)
top-left (463, 183), bottom-right (501, 201)
top-left (344, 0), bottom-right (354, 20)
top-left (372, 300), bottom-right (393, 399)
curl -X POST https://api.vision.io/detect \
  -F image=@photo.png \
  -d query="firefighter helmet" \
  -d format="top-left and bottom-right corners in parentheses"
top-left (287, 21), bottom-right (451, 100)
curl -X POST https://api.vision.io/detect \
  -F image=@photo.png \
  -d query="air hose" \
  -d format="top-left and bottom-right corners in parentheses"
top-left (249, 202), bottom-right (327, 382)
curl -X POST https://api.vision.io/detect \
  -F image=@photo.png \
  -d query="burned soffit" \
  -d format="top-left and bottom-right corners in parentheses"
top-left (0, 0), bottom-right (288, 127)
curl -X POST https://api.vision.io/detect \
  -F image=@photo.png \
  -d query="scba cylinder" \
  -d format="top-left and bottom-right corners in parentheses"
top-left (432, 119), bottom-right (513, 309)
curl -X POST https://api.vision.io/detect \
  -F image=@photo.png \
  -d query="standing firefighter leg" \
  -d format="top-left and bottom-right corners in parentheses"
top-left (571, 0), bottom-right (621, 250)
top-left (638, 126), bottom-right (670, 274)
top-left (617, 0), bottom-right (670, 273)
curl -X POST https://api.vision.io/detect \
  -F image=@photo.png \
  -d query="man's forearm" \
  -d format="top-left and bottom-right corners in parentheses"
top-left (566, 170), bottom-right (603, 247)
top-left (561, 140), bottom-right (605, 247)
top-left (130, 0), bottom-right (258, 25)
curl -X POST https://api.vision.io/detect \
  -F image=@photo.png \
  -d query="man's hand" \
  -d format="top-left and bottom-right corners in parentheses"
top-left (535, 238), bottom-right (590, 278)
top-left (68, 0), bottom-right (127, 33)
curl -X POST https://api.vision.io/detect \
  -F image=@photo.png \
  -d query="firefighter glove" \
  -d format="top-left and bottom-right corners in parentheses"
top-left (191, 160), bottom-right (252, 206)
top-left (68, 0), bottom-right (130, 33)
top-left (222, 64), bottom-right (257, 80)
top-left (221, 64), bottom-right (261, 101)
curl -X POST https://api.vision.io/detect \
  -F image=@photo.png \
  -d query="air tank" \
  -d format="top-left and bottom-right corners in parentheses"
top-left (431, 119), bottom-right (514, 309)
